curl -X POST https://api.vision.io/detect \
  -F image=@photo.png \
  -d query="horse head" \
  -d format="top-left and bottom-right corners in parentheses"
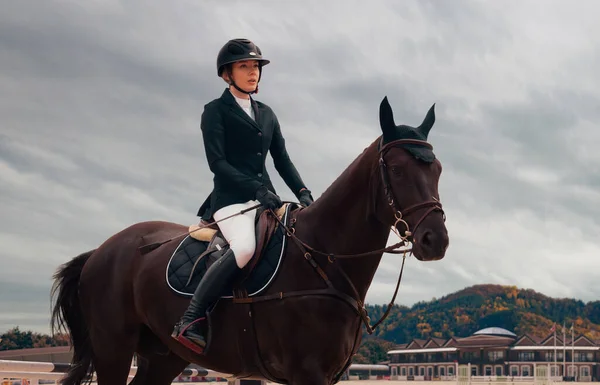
top-left (374, 96), bottom-right (449, 261)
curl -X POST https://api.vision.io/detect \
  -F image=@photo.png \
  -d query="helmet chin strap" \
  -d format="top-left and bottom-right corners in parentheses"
top-left (231, 81), bottom-right (258, 95)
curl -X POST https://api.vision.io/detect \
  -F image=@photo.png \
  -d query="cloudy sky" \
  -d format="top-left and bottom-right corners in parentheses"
top-left (2, 0), bottom-right (600, 334)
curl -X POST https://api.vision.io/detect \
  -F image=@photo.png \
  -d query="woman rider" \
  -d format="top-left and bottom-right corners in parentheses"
top-left (171, 38), bottom-right (314, 352)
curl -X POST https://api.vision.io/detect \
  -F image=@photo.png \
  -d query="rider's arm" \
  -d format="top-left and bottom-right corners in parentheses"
top-left (269, 112), bottom-right (308, 197)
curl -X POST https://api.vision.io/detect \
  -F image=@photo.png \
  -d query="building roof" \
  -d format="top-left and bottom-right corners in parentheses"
top-left (456, 335), bottom-right (515, 348)
top-left (387, 326), bottom-right (600, 355)
top-left (473, 327), bottom-right (517, 338)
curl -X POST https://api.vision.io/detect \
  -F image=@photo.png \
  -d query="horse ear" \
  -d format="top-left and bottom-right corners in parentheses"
top-left (379, 96), bottom-right (396, 136)
top-left (418, 103), bottom-right (436, 138)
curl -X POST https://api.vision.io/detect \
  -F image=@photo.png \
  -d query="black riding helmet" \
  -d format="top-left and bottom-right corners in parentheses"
top-left (217, 38), bottom-right (270, 95)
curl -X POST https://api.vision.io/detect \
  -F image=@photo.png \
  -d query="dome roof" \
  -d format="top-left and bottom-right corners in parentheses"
top-left (473, 327), bottom-right (517, 338)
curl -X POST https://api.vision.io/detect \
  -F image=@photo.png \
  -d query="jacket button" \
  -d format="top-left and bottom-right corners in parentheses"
top-left (257, 152), bottom-right (262, 156)
top-left (258, 173), bottom-right (263, 177)
top-left (258, 132), bottom-right (262, 136)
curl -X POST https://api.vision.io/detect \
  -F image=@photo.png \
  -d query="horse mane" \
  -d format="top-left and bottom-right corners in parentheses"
top-left (300, 136), bottom-right (381, 218)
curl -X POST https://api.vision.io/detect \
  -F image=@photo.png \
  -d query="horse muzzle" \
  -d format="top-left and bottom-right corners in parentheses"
top-left (410, 221), bottom-right (449, 261)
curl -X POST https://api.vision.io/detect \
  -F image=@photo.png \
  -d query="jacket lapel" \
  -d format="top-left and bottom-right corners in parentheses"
top-left (251, 98), bottom-right (261, 127)
top-left (220, 88), bottom-right (262, 131)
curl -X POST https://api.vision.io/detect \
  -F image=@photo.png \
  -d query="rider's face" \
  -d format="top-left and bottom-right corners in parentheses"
top-left (227, 60), bottom-right (260, 93)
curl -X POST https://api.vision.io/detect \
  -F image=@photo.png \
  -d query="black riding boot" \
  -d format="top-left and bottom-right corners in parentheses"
top-left (171, 248), bottom-right (240, 349)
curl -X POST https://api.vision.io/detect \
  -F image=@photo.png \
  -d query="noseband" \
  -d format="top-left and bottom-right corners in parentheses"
top-left (378, 138), bottom-right (445, 243)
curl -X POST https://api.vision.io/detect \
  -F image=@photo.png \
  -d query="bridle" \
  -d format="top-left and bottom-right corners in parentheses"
top-left (274, 138), bottom-right (445, 260)
top-left (378, 138), bottom-right (446, 242)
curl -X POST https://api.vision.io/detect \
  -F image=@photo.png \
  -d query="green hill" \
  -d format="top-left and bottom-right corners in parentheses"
top-left (354, 284), bottom-right (600, 364)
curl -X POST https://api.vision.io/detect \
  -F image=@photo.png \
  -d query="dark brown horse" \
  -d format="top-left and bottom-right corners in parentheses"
top-left (50, 96), bottom-right (449, 385)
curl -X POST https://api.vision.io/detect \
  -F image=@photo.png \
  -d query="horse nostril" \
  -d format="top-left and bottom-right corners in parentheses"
top-left (420, 230), bottom-right (448, 250)
top-left (421, 231), bottom-right (433, 247)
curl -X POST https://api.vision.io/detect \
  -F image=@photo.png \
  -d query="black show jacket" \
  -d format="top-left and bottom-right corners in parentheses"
top-left (197, 88), bottom-right (307, 219)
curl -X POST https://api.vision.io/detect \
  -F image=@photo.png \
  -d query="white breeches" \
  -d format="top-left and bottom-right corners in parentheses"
top-left (212, 200), bottom-right (259, 269)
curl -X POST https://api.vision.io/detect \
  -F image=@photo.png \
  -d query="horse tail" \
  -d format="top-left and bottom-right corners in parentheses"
top-left (50, 249), bottom-right (96, 385)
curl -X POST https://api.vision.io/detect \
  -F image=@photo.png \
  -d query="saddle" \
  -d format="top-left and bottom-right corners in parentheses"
top-left (166, 203), bottom-right (295, 301)
top-left (186, 204), bottom-right (287, 279)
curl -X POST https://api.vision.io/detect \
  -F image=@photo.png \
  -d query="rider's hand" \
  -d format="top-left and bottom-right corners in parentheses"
top-left (255, 186), bottom-right (283, 211)
top-left (298, 189), bottom-right (314, 207)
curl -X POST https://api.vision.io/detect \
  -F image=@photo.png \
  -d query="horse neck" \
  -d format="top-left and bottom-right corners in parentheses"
top-left (298, 139), bottom-right (390, 301)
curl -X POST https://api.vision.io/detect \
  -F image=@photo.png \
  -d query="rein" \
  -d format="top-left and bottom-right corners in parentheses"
top-left (137, 138), bottom-right (444, 335)
top-left (237, 138), bottom-right (445, 335)
top-left (267, 210), bottom-right (410, 335)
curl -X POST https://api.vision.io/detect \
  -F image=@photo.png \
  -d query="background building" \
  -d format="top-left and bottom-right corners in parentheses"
top-left (387, 327), bottom-right (599, 382)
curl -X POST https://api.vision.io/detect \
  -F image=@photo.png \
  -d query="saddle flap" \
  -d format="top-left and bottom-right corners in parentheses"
top-left (241, 204), bottom-right (287, 278)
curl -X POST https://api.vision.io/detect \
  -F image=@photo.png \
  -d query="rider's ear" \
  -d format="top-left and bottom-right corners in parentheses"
top-left (379, 96), bottom-right (396, 139)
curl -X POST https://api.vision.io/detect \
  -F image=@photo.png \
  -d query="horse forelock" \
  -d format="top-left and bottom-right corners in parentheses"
top-left (382, 127), bottom-right (436, 163)
top-left (380, 99), bottom-right (436, 163)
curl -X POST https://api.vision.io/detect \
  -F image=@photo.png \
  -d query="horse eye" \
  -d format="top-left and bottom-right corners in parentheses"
top-left (391, 166), bottom-right (403, 176)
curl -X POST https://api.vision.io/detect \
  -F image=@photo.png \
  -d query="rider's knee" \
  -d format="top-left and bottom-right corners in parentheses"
top-left (233, 240), bottom-right (255, 262)
top-left (230, 231), bottom-right (256, 267)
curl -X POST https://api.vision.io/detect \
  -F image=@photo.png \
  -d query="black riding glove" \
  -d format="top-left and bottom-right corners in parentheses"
top-left (255, 186), bottom-right (283, 211)
top-left (298, 189), bottom-right (314, 207)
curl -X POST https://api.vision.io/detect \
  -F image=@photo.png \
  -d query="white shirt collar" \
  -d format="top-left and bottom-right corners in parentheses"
top-left (233, 94), bottom-right (251, 108)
